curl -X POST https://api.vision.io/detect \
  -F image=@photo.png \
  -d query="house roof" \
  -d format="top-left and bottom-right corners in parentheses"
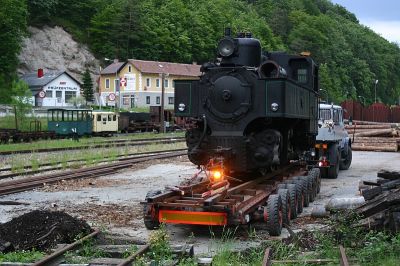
top-left (100, 60), bottom-right (201, 77)
top-left (20, 71), bottom-right (82, 88)
top-left (129, 59), bottom-right (201, 77)
top-left (100, 62), bottom-right (127, 75)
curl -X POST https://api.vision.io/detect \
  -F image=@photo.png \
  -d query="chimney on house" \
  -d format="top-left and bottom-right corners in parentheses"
top-left (37, 68), bottom-right (44, 78)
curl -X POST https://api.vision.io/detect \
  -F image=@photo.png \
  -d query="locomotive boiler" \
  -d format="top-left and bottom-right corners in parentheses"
top-left (174, 30), bottom-right (319, 177)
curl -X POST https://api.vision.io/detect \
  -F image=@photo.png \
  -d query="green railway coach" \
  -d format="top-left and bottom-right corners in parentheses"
top-left (47, 108), bottom-right (93, 136)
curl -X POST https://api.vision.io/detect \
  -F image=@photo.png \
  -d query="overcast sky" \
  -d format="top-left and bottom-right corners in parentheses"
top-left (331, 0), bottom-right (400, 44)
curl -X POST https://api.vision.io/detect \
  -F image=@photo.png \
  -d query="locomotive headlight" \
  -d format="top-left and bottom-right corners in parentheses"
top-left (178, 103), bottom-right (186, 112)
top-left (271, 103), bottom-right (279, 112)
top-left (217, 38), bottom-right (235, 57)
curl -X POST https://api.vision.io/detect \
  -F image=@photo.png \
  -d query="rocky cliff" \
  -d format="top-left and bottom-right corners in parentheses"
top-left (18, 26), bottom-right (100, 82)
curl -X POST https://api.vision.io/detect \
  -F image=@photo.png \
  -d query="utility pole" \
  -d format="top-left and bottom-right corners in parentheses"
top-left (159, 73), bottom-right (169, 133)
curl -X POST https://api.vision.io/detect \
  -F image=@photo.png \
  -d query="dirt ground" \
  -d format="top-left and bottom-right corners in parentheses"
top-left (1, 151), bottom-right (400, 255)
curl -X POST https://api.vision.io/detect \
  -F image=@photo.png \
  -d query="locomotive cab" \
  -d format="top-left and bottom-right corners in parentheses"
top-left (175, 30), bottom-right (319, 177)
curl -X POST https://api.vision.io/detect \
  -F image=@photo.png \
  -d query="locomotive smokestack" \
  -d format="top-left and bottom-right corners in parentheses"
top-left (224, 27), bottom-right (231, 37)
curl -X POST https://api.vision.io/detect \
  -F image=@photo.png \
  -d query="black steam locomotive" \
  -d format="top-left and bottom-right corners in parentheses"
top-left (174, 30), bottom-right (319, 177)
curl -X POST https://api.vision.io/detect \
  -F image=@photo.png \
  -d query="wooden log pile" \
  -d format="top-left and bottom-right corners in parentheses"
top-left (346, 121), bottom-right (400, 152)
top-left (357, 170), bottom-right (400, 232)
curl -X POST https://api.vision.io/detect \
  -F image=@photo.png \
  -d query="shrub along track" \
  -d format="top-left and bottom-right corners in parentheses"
top-left (0, 150), bottom-right (186, 196)
top-left (0, 148), bottom-right (187, 180)
top-left (0, 137), bottom-right (184, 155)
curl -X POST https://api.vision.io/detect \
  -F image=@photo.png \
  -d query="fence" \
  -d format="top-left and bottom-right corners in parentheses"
top-left (341, 100), bottom-right (400, 123)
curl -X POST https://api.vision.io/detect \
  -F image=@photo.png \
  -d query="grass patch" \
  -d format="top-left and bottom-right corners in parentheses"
top-left (0, 132), bottom-right (184, 153)
top-left (0, 116), bottom-right (48, 131)
top-left (0, 250), bottom-right (44, 263)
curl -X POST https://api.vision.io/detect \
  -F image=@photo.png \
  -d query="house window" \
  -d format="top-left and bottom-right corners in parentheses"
top-left (146, 78), bottom-right (151, 87)
top-left (128, 65), bottom-right (132, 72)
top-left (146, 96), bottom-right (150, 104)
top-left (56, 91), bottom-right (62, 99)
top-left (156, 79), bottom-right (160, 88)
top-left (164, 79), bottom-right (169, 88)
top-left (156, 96), bottom-right (160, 104)
top-left (65, 91), bottom-right (76, 102)
top-left (168, 97), bottom-right (174, 104)
top-left (46, 90), bottom-right (53, 98)
top-left (123, 95), bottom-right (130, 105)
top-left (114, 79), bottom-right (119, 91)
top-left (105, 78), bottom-right (110, 89)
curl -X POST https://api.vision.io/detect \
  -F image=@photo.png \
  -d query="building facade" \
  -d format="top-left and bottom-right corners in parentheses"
top-left (20, 70), bottom-right (82, 107)
top-left (98, 60), bottom-right (200, 109)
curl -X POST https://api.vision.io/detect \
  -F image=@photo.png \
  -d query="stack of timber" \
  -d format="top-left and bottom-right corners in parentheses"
top-left (357, 170), bottom-right (400, 232)
top-left (346, 121), bottom-right (400, 152)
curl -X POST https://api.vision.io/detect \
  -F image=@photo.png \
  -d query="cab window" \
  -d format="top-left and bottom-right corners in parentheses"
top-left (97, 114), bottom-right (101, 121)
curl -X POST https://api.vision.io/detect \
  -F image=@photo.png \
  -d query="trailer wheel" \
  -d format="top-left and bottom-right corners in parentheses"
top-left (305, 175), bottom-right (316, 202)
top-left (291, 177), bottom-right (310, 207)
top-left (339, 147), bottom-right (352, 170)
top-left (265, 194), bottom-right (283, 236)
top-left (277, 189), bottom-right (291, 226)
top-left (286, 184), bottom-right (298, 219)
top-left (328, 144), bottom-right (340, 179)
top-left (143, 190), bottom-right (162, 230)
top-left (309, 168), bottom-right (321, 194)
top-left (289, 179), bottom-right (305, 213)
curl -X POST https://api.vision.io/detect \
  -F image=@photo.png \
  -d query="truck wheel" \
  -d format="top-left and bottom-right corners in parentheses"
top-left (277, 189), bottom-right (291, 226)
top-left (143, 190), bottom-right (162, 230)
top-left (327, 144), bottom-right (340, 179)
top-left (339, 147), bottom-right (352, 170)
top-left (265, 194), bottom-right (283, 236)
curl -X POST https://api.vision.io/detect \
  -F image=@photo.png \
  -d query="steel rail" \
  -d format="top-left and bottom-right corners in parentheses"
top-left (0, 150), bottom-right (187, 196)
top-left (32, 229), bottom-right (100, 266)
top-left (117, 244), bottom-right (150, 266)
top-left (0, 137), bottom-right (184, 155)
top-left (0, 148), bottom-right (187, 180)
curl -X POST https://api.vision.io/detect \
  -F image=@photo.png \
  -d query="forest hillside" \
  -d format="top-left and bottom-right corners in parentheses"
top-left (1, 0), bottom-right (399, 104)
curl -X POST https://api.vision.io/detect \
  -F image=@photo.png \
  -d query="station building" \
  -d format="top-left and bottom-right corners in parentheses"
top-left (20, 69), bottom-right (82, 107)
top-left (98, 59), bottom-right (200, 108)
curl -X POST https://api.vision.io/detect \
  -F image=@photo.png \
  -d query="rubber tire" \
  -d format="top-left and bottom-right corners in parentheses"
top-left (277, 189), bottom-right (291, 226)
top-left (309, 168), bottom-right (321, 194)
top-left (292, 177), bottom-right (310, 207)
top-left (286, 184), bottom-right (298, 219)
top-left (285, 180), bottom-right (304, 214)
top-left (266, 194), bottom-right (283, 236)
top-left (339, 147), bottom-right (352, 170)
top-left (276, 183), bottom-right (286, 190)
top-left (306, 175), bottom-right (316, 202)
top-left (143, 190), bottom-right (162, 230)
top-left (327, 144), bottom-right (340, 179)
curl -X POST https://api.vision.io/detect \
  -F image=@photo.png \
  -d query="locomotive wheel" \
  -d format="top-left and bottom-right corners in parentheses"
top-left (309, 168), bottom-right (321, 194)
top-left (277, 189), bottom-right (291, 226)
top-left (265, 194), bottom-right (283, 236)
top-left (286, 184), bottom-right (298, 219)
top-left (143, 190), bottom-right (162, 230)
top-left (339, 147), bottom-right (352, 170)
top-left (327, 144), bottom-right (340, 179)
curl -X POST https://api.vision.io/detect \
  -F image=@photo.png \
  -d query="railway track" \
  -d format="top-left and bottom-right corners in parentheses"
top-left (0, 148), bottom-right (187, 180)
top-left (0, 137), bottom-right (184, 155)
top-left (0, 150), bottom-right (186, 196)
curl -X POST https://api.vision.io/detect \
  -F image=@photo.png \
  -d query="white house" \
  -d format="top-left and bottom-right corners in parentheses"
top-left (20, 69), bottom-right (82, 107)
